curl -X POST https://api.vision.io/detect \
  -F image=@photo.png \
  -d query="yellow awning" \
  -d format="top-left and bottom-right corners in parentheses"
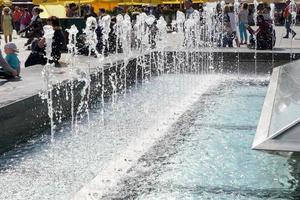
top-left (0, 0), bottom-right (12, 6)
top-left (161, 0), bottom-right (182, 4)
top-left (39, 4), bottom-right (67, 18)
top-left (161, 0), bottom-right (204, 4)
top-left (34, 0), bottom-right (117, 11)
top-left (118, 2), bottom-right (158, 5)
top-left (32, 0), bottom-right (95, 5)
top-left (93, 1), bottom-right (118, 11)
top-left (118, 0), bottom-right (161, 6)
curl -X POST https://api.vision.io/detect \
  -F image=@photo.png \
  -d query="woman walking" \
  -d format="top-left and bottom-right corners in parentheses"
top-left (2, 7), bottom-right (13, 43)
top-left (238, 3), bottom-right (249, 45)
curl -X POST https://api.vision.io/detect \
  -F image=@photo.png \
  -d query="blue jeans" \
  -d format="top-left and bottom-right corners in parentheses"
top-left (285, 20), bottom-right (295, 37)
top-left (239, 22), bottom-right (248, 42)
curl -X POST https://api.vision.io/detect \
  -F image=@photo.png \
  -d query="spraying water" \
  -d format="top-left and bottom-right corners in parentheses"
top-left (66, 25), bottom-right (79, 131)
top-left (156, 16), bottom-right (168, 74)
top-left (41, 25), bottom-right (55, 141)
top-left (220, 0), bottom-right (225, 71)
top-left (0, 8), bottom-right (283, 199)
top-left (204, 3), bottom-right (217, 71)
top-left (290, 0), bottom-right (297, 60)
top-left (98, 15), bottom-right (111, 120)
top-left (270, 3), bottom-right (275, 69)
top-left (234, 0), bottom-right (240, 75)
top-left (253, 0), bottom-right (258, 75)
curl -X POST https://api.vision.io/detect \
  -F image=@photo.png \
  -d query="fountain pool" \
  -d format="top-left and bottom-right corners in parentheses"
top-left (1, 3), bottom-right (300, 199)
top-left (1, 73), bottom-right (299, 199)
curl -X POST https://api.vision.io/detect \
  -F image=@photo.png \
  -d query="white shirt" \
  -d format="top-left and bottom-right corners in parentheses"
top-left (228, 12), bottom-right (237, 31)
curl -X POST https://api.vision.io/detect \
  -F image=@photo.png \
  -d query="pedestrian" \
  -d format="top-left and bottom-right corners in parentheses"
top-left (238, 3), bottom-right (249, 45)
top-left (227, 6), bottom-right (240, 47)
top-left (19, 6), bottom-right (44, 46)
top-left (12, 6), bottom-right (22, 33)
top-left (262, 6), bottom-right (272, 23)
top-left (184, 0), bottom-right (194, 19)
top-left (283, 0), bottom-right (296, 38)
top-left (2, 7), bottom-right (13, 43)
top-left (223, 8), bottom-right (234, 47)
top-left (20, 8), bottom-right (32, 37)
top-left (248, 8), bottom-right (254, 26)
top-left (66, 3), bottom-right (79, 17)
top-left (84, 6), bottom-right (97, 19)
top-left (99, 8), bottom-right (106, 18)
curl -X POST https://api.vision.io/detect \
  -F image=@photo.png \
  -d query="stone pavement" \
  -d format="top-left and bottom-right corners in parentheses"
top-left (274, 26), bottom-right (300, 49)
top-left (166, 26), bottom-right (300, 51)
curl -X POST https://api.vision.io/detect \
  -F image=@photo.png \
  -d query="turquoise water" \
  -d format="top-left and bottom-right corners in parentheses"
top-left (116, 81), bottom-right (300, 200)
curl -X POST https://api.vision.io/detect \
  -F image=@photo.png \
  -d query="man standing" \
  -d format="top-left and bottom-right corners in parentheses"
top-left (283, 0), bottom-right (296, 38)
top-left (185, 0), bottom-right (194, 19)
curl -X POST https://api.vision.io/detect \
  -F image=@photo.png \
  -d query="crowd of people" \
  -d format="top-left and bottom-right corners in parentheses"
top-left (0, 6), bottom-right (66, 79)
top-left (185, 0), bottom-right (295, 49)
top-left (0, 0), bottom-right (297, 79)
top-left (221, 2), bottom-right (277, 49)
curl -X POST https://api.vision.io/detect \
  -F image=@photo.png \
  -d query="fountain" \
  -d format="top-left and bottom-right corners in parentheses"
top-left (98, 14), bottom-right (111, 120)
top-left (234, 0), bottom-right (240, 75)
top-left (0, 3), bottom-right (300, 200)
top-left (40, 25), bottom-right (55, 141)
top-left (270, 3), bottom-right (275, 68)
top-left (220, 0), bottom-right (225, 71)
top-left (66, 25), bottom-right (79, 131)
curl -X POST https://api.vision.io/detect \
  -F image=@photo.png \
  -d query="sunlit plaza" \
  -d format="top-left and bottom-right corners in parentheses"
top-left (0, 0), bottom-right (300, 199)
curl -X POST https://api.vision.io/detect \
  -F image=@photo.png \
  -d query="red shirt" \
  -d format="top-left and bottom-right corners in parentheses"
top-left (12, 10), bottom-right (22, 22)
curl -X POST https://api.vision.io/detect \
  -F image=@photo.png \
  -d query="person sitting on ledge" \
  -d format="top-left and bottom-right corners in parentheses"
top-left (25, 16), bottom-right (66, 68)
top-left (4, 42), bottom-right (20, 76)
top-left (0, 49), bottom-right (18, 79)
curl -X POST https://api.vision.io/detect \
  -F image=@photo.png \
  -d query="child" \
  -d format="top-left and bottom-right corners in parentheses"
top-left (4, 42), bottom-right (20, 76)
top-left (2, 7), bottom-right (13, 43)
top-left (223, 21), bottom-right (234, 47)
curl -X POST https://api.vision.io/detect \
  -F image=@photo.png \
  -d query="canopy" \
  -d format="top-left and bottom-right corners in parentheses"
top-left (39, 4), bottom-right (67, 18)
top-left (0, 0), bottom-right (12, 6)
top-left (92, 1), bottom-right (118, 11)
top-left (33, 0), bottom-right (117, 11)
top-left (117, 0), bottom-right (161, 6)
top-left (32, 0), bottom-right (95, 4)
top-left (162, 0), bottom-right (204, 4)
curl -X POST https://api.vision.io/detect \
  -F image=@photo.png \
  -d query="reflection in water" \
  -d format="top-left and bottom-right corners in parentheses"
top-left (271, 64), bottom-right (300, 134)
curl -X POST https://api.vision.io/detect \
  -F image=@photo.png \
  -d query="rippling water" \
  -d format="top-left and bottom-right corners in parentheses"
top-left (0, 74), bottom-right (225, 200)
top-left (1, 74), bottom-right (294, 200)
top-left (97, 80), bottom-right (300, 200)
